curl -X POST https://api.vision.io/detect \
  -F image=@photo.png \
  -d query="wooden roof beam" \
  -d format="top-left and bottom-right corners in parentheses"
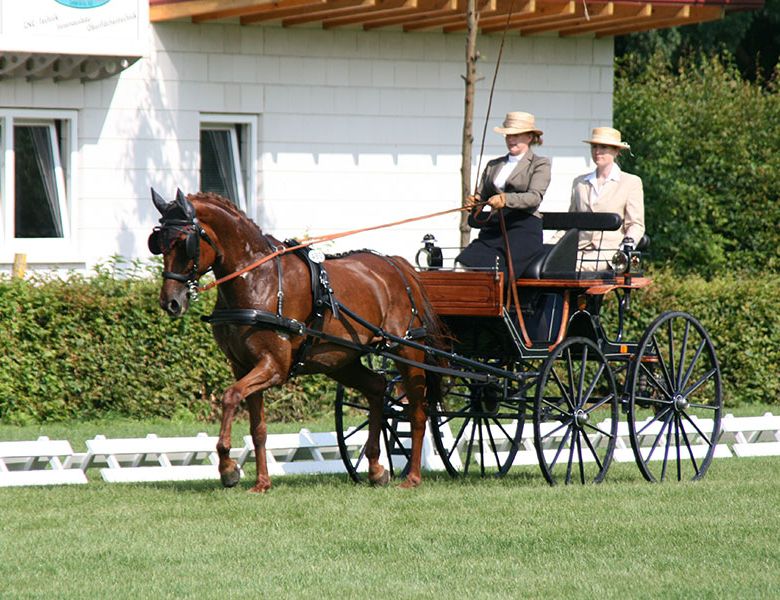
top-left (241, 0), bottom-right (361, 23)
top-left (281, 0), bottom-right (383, 26)
top-left (403, 0), bottom-right (519, 32)
top-left (572, 4), bottom-right (687, 36)
top-left (474, 1), bottom-right (574, 33)
top-left (358, 0), bottom-right (458, 29)
top-left (517, 2), bottom-right (622, 35)
top-left (321, 0), bottom-right (418, 28)
top-left (191, 0), bottom-right (322, 22)
top-left (595, 5), bottom-right (723, 36)
top-left (151, 0), bottom-right (274, 22)
top-left (558, 3), bottom-right (653, 37)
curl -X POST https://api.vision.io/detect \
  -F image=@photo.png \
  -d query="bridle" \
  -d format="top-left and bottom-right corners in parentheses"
top-left (148, 212), bottom-right (219, 301)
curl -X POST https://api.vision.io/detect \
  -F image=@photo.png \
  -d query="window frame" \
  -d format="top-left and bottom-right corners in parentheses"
top-left (0, 109), bottom-right (78, 258)
top-left (199, 114), bottom-right (257, 214)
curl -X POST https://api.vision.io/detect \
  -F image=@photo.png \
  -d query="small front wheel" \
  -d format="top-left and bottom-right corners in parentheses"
top-left (533, 337), bottom-right (618, 485)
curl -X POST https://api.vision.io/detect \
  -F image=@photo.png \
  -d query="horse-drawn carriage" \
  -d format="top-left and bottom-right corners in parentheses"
top-left (336, 211), bottom-right (722, 485)
top-left (149, 190), bottom-right (722, 490)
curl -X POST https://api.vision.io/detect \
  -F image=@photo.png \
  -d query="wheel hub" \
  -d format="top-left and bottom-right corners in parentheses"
top-left (574, 409), bottom-right (590, 428)
top-left (673, 394), bottom-right (689, 412)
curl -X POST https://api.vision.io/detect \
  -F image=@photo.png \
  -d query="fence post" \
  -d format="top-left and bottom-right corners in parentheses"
top-left (12, 253), bottom-right (27, 279)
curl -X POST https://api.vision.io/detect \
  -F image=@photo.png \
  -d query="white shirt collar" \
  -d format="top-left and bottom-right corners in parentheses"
top-left (586, 162), bottom-right (622, 184)
top-left (506, 151), bottom-right (525, 163)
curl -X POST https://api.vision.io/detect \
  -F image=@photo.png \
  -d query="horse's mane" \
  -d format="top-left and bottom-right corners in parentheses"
top-left (188, 191), bottom-right (264, 238)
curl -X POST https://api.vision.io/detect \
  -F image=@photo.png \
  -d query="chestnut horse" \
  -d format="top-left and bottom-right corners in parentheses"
top-left (148, 189), bottom-right (442, 492)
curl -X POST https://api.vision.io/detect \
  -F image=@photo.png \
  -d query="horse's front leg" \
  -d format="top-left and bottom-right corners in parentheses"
top-left (246, 391), bottom-right (271, 493)
top-left (217, 358), bottom-right (284, 489)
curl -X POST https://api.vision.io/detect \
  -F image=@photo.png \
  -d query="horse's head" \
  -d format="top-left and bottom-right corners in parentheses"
top-left (148, 188), bottom-right (220, 317)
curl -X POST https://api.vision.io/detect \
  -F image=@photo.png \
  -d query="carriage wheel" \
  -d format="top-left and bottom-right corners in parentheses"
top-left (334, 369), bottom-right (411, 483)
top-left (533, 337), bottom-right (618, 485)
top-left (429, 365), bottom-right (527, 478)
top-left (627, 311), bottom-right (722, 482)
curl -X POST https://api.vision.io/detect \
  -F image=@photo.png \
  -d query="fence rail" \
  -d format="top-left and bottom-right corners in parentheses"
top-left (1, 413), bottom-right (778, 487)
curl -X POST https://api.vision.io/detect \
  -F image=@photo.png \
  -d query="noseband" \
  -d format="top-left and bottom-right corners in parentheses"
top-left (148, 215), bottom-right (219, 301)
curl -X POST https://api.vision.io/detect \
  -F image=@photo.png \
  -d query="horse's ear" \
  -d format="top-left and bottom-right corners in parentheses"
top-left (176, 188), bottom-right (195, 219)
top-left (151, 187), bottom-right (169, 214)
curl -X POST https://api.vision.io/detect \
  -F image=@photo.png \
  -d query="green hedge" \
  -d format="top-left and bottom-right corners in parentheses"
top-left (0, 266), bottom-right (777, 424)
top-left (0, 264), bottom-right (336, 425)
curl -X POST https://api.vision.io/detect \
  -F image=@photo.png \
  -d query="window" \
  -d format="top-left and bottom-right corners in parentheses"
top-left (1, 110), bottom-right (75, 246)
top-left (199, 115), bottom-right (256, 212)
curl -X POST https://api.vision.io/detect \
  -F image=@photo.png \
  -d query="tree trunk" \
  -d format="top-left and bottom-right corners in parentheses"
top-left (460, 0), bottom-right (479, 249)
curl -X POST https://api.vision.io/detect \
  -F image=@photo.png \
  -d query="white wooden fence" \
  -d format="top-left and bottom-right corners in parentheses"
top-left (1, 413), bottom-right (778, 487)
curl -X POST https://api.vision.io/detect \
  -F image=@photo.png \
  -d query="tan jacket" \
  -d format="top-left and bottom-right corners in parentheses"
top-left (569, 168), bottom-right (645, 251)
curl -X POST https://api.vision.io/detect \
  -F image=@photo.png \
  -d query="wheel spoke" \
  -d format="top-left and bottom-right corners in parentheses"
top-left (576, 345), bottom-right (589, 407)
top-left (660, 413), bottom-right (674, 481)
top-left (342, 419), bottom-right (369, 441)
top-left (548, 424), bottom-right (574, 471)
top-left (639, 362), bottom-right (674, 400)
top-left (682, 368), bottom-right (718, 398)
top-left (576, 431), bottom-right (586, 484)
top-left (652, 334), bottom-right (676, 394)
top-left (565, 431), bottom-right (577, 484)
top-left (490, 417), bottom-right (518, 448)
top-left (633, 395), bottom-right (671, 408)
top-left (584, 392), bottom-right (615, 415)
top-left (681, 411), bottom-right (714, 448)
top-left (675, 413), bottom-right (682, 481)
top-left (667, 320), bottom-right (676, 391)
top-left (541, 417), bottom-right (574, 442)
top-left (447, 415), bottom-right (472, 461)
top-left (643, 410), bottom-right (673, 464)
top-left (463, 418), bottom-right (478, 475)
top-left (565, 348), bottom-right (577, 408)
top-left (637, 405), bottom-right (672, 436)
top-left (679, 418), bottom-right (700, 476)
top-left (485, 419), bottom-right (503, 468)
top-left (582, 429), bottom-right (604, 471)
top-left (580, 362), bottom-right (606, 406)
top-left (551, 368), bottom-right (575, 411)
top-left (679, 338), bottom-right (707, 391)
top-left (583, 421), bottom-right (615, 439)
top-left (676, 320), bottom-right (691, 389)
top-left (539, 397), bottom-right (571, 418)
top-left (478, 418), bottom-right (486, 477)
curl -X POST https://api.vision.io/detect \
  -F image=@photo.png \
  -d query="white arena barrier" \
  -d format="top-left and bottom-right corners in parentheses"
top-left (0, 437), bottom-right (88, 487)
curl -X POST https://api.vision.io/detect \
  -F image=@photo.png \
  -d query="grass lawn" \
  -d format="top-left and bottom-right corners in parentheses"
top-left (1, 411), bottom-right (779, 599)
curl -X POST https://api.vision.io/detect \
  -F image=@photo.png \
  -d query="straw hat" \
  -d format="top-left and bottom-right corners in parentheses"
top-left (494, 112), bottom-right (543, 136)
top-left (583, 127), bottom-right (630, 150)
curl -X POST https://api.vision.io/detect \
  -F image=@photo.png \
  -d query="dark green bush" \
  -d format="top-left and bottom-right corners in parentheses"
top-left (0, 263), bottom-right (335, 425)
top-left (615, 54), bottom-right (780, 274)
top-left (0, 265), bottom-right (777, 424)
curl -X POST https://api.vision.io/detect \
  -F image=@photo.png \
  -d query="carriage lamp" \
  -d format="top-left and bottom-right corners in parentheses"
top-left (611, 250), bottom-right (629, 274)
top-left (415, 234), bottom-right (443, 270)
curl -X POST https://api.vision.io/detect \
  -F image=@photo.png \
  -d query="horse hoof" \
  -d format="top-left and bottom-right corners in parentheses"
top-left (220, 469), bottom-right (241, 488)
top-left (248, 484), bottom-right (270, 494)
top-left (399, 476), bottom-right (421, 489)
top-left (370, 469), bottom-right (391, 487)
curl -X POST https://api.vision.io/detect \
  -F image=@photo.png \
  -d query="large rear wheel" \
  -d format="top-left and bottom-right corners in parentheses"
top-left (533, 337), bottom-right (619, 485)
top-left (627, 311), bottom-right (722, 482)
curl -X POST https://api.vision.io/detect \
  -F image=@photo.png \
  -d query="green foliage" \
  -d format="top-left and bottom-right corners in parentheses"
top-left (615, 54), bottom-right (780, 274)
top-left (1, 265), bottom-right (777, 425)
top-left (0, 262), bottom-right (335, 425)
top-left (615, 0), bottom-right (780, 82)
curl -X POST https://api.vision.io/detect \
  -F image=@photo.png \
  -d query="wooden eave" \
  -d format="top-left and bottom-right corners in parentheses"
top-left (149, 0), bottom-right (763, 35)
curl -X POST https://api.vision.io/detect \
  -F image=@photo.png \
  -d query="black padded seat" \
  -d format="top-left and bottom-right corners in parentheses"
top-left (523, 229), bottom-right (579, 279)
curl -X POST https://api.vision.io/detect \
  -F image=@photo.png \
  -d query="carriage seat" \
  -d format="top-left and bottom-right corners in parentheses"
top-left (523, 212), bottom-right (623, 279)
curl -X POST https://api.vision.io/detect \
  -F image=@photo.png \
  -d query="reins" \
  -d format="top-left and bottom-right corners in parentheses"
top-left (198, 203), bottom-right (480, 293)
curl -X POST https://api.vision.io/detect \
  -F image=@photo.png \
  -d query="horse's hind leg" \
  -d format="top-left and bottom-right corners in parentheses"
top-left (331, 361), bottom-right (390, 486)
top-left (397, 363), bottom-right (429, 489)
top-left (246, 391), bottom-right (271, 493)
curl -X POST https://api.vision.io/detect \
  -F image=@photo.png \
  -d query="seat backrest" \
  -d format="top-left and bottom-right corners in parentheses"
top-left (542, 211), bottom-right (623, 231)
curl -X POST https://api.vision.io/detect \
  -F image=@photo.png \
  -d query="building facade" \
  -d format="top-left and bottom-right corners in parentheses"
top-left (0, 0), bottom-right (750, 272)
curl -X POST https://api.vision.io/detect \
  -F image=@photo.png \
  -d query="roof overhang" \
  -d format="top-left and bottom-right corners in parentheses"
top-left (149, 0), bottom-right (763, 36)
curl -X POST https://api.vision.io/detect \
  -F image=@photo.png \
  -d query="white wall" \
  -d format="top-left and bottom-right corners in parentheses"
top-left (0, 22), bottom-right (612, 271)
